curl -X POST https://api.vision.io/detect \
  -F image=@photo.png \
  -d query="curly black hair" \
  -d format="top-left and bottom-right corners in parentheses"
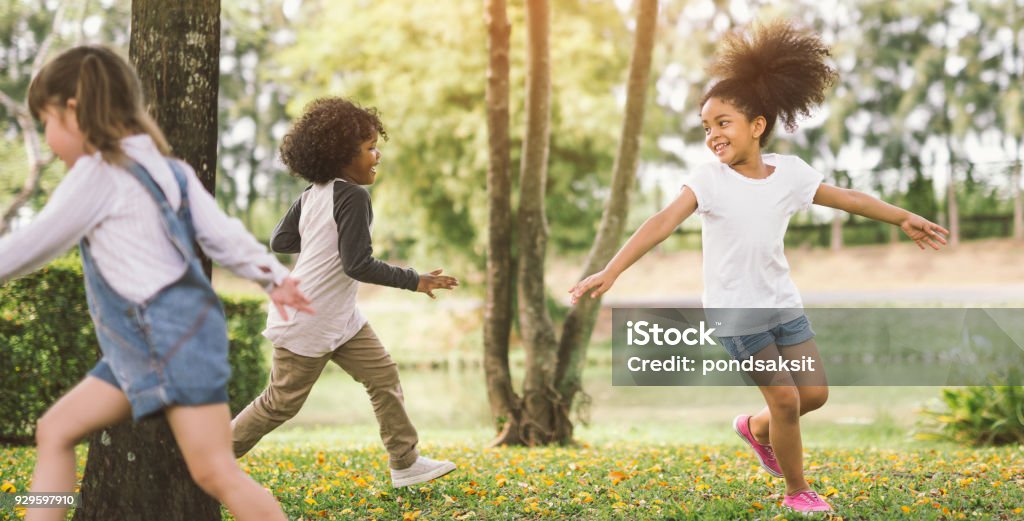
top-left (701, 19), bottom-right (838, 147)
top-left (279, 97), bottom-right (388, 184)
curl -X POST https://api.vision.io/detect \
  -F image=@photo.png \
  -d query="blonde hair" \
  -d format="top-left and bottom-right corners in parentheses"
top-left (28, 45), bottom-right (171, 164)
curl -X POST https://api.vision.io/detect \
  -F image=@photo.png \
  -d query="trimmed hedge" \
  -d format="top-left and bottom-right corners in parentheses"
top-left (0, 255), bottom-right (269, 445)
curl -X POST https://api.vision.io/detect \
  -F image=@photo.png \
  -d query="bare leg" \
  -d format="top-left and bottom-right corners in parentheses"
top-left (166, 404), bottom-right (286, 521)
top-left (756, 384), bottom-right (810, 494)
top-left (748, 339), bottom-right (829, 445)
top-left (28, 377), bottom-right (132, 521)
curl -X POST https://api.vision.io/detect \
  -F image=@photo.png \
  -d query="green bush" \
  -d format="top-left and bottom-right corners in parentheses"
top-left (917, 386), bottom-right (1024, 446)
top-left (0, 256), bottom-right (268, 445)
top-left (221, 294), bottom-right (270, 415)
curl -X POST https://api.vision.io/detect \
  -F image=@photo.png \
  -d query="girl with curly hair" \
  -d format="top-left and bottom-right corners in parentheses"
top-left (570, 20), bottom-right (948, 513)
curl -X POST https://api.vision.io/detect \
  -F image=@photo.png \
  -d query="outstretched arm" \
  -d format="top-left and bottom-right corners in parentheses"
top-left (334, 185), bottom-right (420, 290)
top-left (813, 184), bottom-right (949, 250)
top-left (0, 157), bottom-right (109, 283)
top-left (569, 187), bottom-right (698, 304)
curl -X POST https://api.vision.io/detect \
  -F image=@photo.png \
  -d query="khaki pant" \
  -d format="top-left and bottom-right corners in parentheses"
top-left (231, 323), bottom-right (419, 469)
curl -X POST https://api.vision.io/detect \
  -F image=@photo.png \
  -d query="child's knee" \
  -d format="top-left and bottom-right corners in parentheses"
top-left (186, 457), bottom-right (240, 497)
top-left (802, 387), bottom-right (828, 412)
top-left (257, 396), bottom-right (303, 422)
top-left (258, 387), bottom-right (308, 421)
top-left (763, 387), bottom-right (801, 416)
top-left (359, 364), bottom-right (401, 390)
top-left (35, 412), bottom-right (75, 450)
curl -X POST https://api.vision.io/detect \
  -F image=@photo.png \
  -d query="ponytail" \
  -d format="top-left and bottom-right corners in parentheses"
top-left (28, 45), bottom-right (171, 164)
top-left (701, 20), bottom-right (837, 147)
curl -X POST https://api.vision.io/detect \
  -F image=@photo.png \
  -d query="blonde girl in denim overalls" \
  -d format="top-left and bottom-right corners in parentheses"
top-left (1, 45), bottom-right (313, 521)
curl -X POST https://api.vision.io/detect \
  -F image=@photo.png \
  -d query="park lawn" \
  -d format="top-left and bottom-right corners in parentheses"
top-left (2, 438), bottom-right (1022, 520)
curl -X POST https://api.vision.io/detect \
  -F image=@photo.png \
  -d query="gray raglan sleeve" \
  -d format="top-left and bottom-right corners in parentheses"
top-left (333, 185), bottom-right (419, 291)
top-left (269, 188), bottom-right (308, 254)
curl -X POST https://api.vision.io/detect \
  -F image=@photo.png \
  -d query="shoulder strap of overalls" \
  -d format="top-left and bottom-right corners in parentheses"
top-left (122, 159), bottom-right (198, 263)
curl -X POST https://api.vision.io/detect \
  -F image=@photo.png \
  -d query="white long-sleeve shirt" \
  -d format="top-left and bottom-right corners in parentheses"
top-left (0, 134), bottom-right (288, 303)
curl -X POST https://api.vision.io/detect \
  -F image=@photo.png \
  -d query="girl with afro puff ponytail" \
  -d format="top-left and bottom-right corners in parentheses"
top-left (701, 18), bottom-right (836, 148)
top-left (571, 20), bottom-right (949, 514)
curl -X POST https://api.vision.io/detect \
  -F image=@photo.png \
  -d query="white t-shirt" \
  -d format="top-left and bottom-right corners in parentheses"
top-left (683, 153), bottom-right (823, 314)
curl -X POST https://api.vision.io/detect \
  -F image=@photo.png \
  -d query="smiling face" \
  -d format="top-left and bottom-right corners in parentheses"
top-left (341, 132), bottom-right (381, 185)
top-left (700, 96), bottom-right (765, 166)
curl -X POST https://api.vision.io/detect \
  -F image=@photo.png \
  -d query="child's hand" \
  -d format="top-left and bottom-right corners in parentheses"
top-left (899, 214), bottom-right (949, 250)
top-left (569, 269), bottom-right (617, 305)
top-left (270, 277), bottom-right (315, 320)
top-left (417, 269), bottom-right (459, 299)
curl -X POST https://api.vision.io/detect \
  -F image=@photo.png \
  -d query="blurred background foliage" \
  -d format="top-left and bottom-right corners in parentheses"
top-left (2, 0), bottom-right (1023, 283)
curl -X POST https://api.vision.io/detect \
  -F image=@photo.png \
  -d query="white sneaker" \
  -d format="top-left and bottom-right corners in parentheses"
top-left (390, 456), bottom-right (456, 488)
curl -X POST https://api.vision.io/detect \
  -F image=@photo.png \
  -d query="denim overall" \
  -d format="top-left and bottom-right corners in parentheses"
top-left (82, 160), bottom-right (230, 420)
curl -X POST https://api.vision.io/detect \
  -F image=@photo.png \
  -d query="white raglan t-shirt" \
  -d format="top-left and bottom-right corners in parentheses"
top-left (682, 153), bottom-right (823, 317)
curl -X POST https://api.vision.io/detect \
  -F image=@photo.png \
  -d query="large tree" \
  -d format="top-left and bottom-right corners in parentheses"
top-left (74, 1), bottom-right (222, 519)
top-left (483, 0), bottom-right (518, 442)
top-left (486, 0), bottom-right (659, 446)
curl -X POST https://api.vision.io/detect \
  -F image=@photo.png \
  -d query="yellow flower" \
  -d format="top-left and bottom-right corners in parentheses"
top-left (402, 510), bottom-right (421, 521)
top-left (608, 471), bottom-right (628, 485)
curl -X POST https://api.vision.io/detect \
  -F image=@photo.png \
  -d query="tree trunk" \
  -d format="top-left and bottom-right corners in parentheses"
top-left (1014, 162), bottom-right (1023, 242)
top-left (75, 2), bottom-right (221, 519)
top-left (555, 0), bottom-right (658, 443)
top-left (947, 160), bottom-right (960, 247)
top-left (74, 420), bottom-right (220, 520)
top-left (516, 0), bottom-right (562, 446)
top-left (483, 0), bottom-right (522, 446)
top-left (131, 0), bottom-right (221, 277)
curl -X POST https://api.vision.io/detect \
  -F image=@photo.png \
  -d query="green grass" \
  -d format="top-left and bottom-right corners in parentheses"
top-left (3, 434), bottom-right (1022, 520)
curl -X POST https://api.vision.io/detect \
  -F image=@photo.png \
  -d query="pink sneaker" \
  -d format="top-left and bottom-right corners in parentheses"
top-left (783, 489), bottom-right (832, 512)
top-left (732, 414), bottom-right (783, 477)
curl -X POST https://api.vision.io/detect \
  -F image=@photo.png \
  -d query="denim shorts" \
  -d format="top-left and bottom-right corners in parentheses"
top-left (716, 315), bottom-right (815, 361)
